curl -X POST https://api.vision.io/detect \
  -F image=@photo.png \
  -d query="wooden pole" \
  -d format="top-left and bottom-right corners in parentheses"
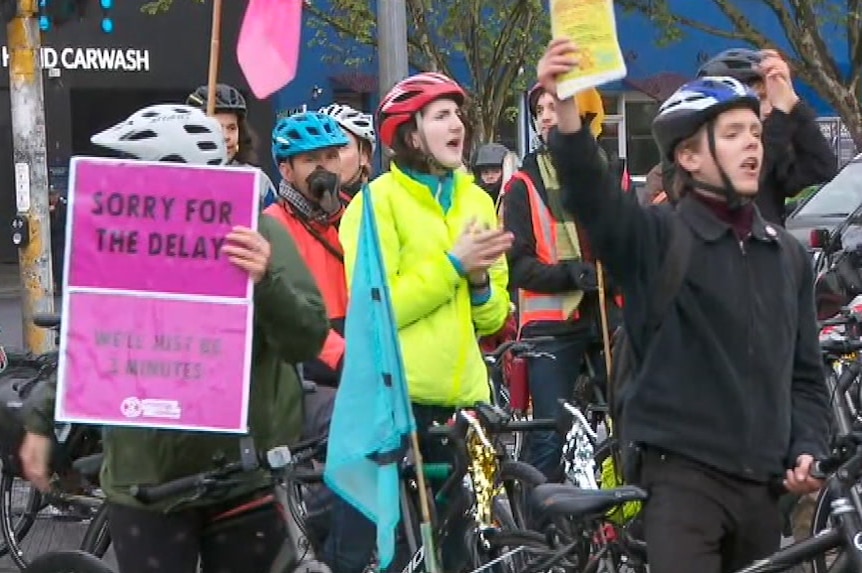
top-left (206, 0), bottom-right (224, 116)
top-left (596, 261), bottom-right (613, 378)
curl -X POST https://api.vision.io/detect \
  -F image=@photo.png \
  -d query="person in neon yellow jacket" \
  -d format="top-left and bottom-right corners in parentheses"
top-left (327, 71), bottom-right (513, 573)
top-left (340, 75), bottom-right (512, 409)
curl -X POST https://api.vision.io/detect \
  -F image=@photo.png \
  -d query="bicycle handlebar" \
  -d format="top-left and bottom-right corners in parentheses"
top-left (130, 435), bottom-right (327, 504)
top-left (819, 338), bottom-right (862, 356)
top-left (484, 336), bottom-right (556, 363)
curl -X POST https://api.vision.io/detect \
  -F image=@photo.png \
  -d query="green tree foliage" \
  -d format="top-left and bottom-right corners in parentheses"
top-left (305, 0), bottom-right (549, 144)
top-left (617, 0), bottom-right (862, 147)
top-left (143, 0), bottom-right (549, 144)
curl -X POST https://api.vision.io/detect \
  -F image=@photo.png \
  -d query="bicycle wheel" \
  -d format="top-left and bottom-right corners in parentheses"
top-left (25, 550), bottom-right (114, 573)
top-left (499, 460), bottom-right (546, 530)
top-left (0, 471), bottom-right (42, 563)
top-left (79, 502), bottom-right (111, 556)
top-left (810, 487), bottom-right (843, 573)
top-left (1, 472), bottom-right (103, 570)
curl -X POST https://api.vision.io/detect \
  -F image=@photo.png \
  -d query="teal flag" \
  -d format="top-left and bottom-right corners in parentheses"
top-left (323, 186), bottom-right (416, 568)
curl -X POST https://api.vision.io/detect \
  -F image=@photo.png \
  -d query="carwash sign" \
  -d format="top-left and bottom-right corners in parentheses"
top-left (0, 46), bottom-right (150, 72)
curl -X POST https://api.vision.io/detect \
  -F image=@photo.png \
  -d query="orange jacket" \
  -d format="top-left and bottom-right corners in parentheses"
top-left (264, 203), bottom-right (348, 383)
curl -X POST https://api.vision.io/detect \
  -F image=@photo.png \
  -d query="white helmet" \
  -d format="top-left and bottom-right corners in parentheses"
top-left (90, 104), bottom-right (227, 166)
top-left (318, 103), bottom-right (376, 152)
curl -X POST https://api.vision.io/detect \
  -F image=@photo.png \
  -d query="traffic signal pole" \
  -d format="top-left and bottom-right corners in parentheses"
top-left (376, 0), bottom-right (408, 170)
top-left (8, 0), bottom-right (54, 353)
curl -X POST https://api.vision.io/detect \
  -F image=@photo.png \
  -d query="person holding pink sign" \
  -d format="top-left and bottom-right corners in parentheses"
top-left (18, 104), bottom-right (330, 573)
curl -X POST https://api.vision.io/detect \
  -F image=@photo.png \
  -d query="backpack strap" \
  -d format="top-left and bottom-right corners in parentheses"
top-left (644, 215), bottom-right (694, 333)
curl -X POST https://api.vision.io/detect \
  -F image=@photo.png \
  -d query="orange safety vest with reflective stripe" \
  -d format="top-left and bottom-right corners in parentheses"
top-left (509, 171), bottom-right (582, 329)
top-left (264, 203), bottom-right (347, 371)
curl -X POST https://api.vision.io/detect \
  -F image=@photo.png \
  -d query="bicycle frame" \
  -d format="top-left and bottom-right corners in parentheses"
top-left (735, 449), bottom-right (862, 573)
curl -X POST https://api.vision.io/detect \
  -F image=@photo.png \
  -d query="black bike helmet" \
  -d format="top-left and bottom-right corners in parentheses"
top-left (473, 143), bottom-right (509, 169)
top-left (186, 83), bottom-right (247, 116)
top-left (696, 49), bottom-right (762, 84)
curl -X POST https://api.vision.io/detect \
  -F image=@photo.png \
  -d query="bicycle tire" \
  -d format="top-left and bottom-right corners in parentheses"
top-left (0, 471), bottom-right (42, 566)
top-left (79, 502), bottom-right (111, 556)
top-left (499, 460), bottom-right (546, 530)
top-left (811, 487), bottom-right (842, 573)
top-left (25, 550), bottom-right (114, 573)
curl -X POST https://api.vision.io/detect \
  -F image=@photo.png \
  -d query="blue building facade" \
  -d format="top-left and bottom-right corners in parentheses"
top-left (273, 0), bottom-right (851, 175)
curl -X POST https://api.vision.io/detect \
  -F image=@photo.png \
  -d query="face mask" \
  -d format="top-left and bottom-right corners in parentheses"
top-left (306, 168), bottom-right (341, 215)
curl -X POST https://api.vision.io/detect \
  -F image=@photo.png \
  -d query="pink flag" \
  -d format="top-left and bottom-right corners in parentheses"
top-left (237, 0), bottom-right (303, 99)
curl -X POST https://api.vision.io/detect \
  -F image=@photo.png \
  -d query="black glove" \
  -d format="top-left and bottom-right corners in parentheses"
top-left (566, 261), bottom-right (599, 292)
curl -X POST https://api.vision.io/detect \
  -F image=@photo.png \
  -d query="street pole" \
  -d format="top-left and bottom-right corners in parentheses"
top-left (376, 0), bottom-right (408, 169)
top-left (8, 0), bottom-right (54, 354)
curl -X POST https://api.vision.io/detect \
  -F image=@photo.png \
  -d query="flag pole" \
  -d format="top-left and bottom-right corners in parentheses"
top-left (205, 0), bottom-right (224, 116)
top-left (596, 261), bottom-right (613, 379)
top-left (408, 431), bottom-right (441, 573)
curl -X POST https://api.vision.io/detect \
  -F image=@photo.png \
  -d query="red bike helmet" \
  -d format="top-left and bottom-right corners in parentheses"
top-left (377, 72), bottom-right (467, 149)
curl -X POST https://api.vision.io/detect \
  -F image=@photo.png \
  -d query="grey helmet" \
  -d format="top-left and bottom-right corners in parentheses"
top-left (90, 104), bottom-right (227, 166)
top-left (473, 143), bottom-right (510, 169)
top-left (697, 49), bottom-right (762, 84)
top-left (186, 83), bottom-right (248, 115)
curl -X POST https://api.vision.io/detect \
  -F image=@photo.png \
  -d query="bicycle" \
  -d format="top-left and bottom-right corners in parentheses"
top-left (806, 311), bottom-right (862, 573)
top-left (13, 434), bottom-right (328, 573)
top-left (0, 312), bottom-right (106, 570)
top-left (387, 403), bottom-right (555, 573)
top-left (732, 430), bottom-right (862, 573)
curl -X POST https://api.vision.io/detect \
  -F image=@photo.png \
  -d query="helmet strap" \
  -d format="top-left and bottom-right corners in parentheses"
top-left (686, 120), bottom-right (751, 211)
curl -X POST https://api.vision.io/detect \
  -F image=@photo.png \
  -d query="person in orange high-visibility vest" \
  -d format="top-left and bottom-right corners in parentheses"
top-left (501, 82), bottom-right (620, 481)
top-left (268, 111), bottom-right (352, 388)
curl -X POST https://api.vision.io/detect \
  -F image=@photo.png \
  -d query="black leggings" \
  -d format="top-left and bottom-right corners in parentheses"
top-left (107, 496), bottom-right (286, 573)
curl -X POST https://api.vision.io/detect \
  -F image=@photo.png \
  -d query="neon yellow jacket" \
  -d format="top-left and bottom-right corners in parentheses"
top-left (339, 163), bottom-right (510, 407)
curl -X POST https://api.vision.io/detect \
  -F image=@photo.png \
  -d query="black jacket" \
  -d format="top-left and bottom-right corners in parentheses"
top-left (757, 102), bottom-right (837, 225)
top-left (551, 126), bottom-right (829, 482)
top-left (503, 150), bottom-right (600, 337)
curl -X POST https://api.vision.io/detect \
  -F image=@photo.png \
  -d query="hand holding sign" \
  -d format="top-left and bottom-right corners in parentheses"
top-left (538, 39), bottom-right (584, 100)
top-left (222, 226), bottom-right (271, 284)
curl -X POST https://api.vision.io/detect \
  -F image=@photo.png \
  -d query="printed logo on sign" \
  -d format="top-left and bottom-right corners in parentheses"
top-left (0, 345), bottom-right (8, 374)
top-left (121, 397), bottom-right (182, 420)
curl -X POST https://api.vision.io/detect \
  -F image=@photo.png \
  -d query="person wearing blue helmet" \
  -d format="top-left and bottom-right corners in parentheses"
top-left (536, 39), bottom-right (827, 572)
top-left (266, 111), bottom-right (351, 390)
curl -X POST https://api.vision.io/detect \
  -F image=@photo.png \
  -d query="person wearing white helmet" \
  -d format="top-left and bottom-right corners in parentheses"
top-left (318, 103), bottom-right (376, 203)
top-left (18, 104), bottom-right (329, 573)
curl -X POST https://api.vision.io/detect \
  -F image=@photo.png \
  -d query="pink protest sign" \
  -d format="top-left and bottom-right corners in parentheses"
top-left (66, 158), bottom-right (258, 298)
top-left (57, 158), bottom-right (258, 433)
top-left (57, 292), bottom-right (252, 432)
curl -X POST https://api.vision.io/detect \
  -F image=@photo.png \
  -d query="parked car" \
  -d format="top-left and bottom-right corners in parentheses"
top-left (786, 153), bottom-right (862, 250)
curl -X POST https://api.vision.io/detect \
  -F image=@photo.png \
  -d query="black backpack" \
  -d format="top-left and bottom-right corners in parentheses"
top-left (607, 215), bottom-right (693, 478)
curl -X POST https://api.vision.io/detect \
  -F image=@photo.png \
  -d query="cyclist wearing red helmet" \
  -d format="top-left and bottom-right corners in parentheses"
top-left (323, 72), bottom-right (513, 573)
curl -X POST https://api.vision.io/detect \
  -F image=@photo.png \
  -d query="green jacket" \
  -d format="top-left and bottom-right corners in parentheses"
top-left (24, 214), bottom-right (329, 510)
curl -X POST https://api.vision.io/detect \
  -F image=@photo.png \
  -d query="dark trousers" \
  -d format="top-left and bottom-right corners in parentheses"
top-left (640, 449), bottom-right (782, 573)
top-left (323, 404), bottom-right (462, 573)
top-left (107, 498), bottom-right (284, 573)
top-left (524, 335), bottom-right (590, 481)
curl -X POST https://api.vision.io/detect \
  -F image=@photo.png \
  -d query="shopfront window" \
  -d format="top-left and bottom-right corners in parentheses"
top-left (598, 120), bottom-right (621, 166)
top-left (625, 99), bottom-right (660, 176)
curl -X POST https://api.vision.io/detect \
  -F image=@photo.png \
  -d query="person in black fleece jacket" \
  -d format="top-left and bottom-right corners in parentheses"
top-left (697, 48), bottom-right (837, 225)
top-left (537, 39), bottom-right (829, 573)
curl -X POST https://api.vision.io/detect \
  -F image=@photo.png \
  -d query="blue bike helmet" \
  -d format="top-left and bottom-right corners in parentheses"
top-left (652, 76), bottom-right (760, 162)
top-left (272, 112), bottom-right (350, 163)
